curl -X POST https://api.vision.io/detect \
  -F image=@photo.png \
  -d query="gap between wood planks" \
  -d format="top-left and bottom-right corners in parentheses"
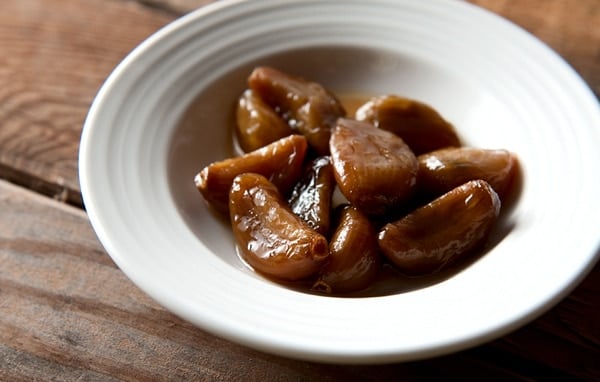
top-left (0, 164), bottom-right (83, 209)
top-left (129, 0), bottom-right (216, 16)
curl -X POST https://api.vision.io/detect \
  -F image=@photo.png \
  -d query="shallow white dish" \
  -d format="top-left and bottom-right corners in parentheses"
top-left (79, 0), bottom-right (600, 363)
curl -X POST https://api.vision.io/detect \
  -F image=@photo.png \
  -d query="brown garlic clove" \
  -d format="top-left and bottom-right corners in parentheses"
top-left (378, 179), bottom-right (501, 276)
top-left (313, 205), bottom-right (381, 294)
top-left (248, 66), bottom-right (346, 155)
top-left (235, 89), bottom-right (293, 153)
top-left (418, 147), bottom-right (519, 201)
top-left (329, 118), bottom-right (419, 216)
top-left (288, 156), bottom-right (336, 236)
top-left (195, 134), bottom-right (307, 214)
top-left (355, 95), bottom-right (460, 155)
top-left (229, 173), bottom-right (329, 281)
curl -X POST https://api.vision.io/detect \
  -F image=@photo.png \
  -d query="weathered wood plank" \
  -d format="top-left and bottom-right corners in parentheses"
top-left (0, 344), bottom-right (122, 382)
top-left (0, 179), bottom-right (598, 380)
top-left (0, 0), bottom-right (174, 206)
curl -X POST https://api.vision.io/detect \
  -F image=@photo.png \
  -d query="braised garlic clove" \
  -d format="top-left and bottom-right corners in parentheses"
top-left (329, 118), bottom-right (419, 216)
top-left (313, 205), bottom-right (381, 294)
top-left (355, 95), bottom-right (460, 155)
top-left (235, 89), bottom-right (293, 152)
top-left (418, 147), bottom-right (518, 200)
top-left (248, 66), bottom-right (346, 155)
top-left (288, 156), bottom-right (336, 236)
top-left (195, 134), bottom-right (307, 214)
top-left (378, 179), bottom-right (500, 276)
top-left (229, 173), bottom-right (329, 281)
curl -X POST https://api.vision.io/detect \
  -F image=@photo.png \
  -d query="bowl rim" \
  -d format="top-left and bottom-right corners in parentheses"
top-left (79, 0), bottom-right (600, 363)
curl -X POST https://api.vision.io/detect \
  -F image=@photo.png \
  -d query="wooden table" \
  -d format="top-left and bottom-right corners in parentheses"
top-left (1, 0), bottom-right (598, 380)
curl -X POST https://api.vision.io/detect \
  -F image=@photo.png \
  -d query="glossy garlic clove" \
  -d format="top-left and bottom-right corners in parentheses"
top-left (418, 147), bottom-right (519, 200)
top-left (229, 173), bottom-right (329, 281)
top-left (355, 95), bottom-right (460, 155)
top-left (378, 179), bottom-right (501, 276)
top-left (248, 66), bottom-right (346, 155)
top-left (313, 205), bottom-right (381, 294)
top-left (329, 118), bottom-right (419, 216)
top-left (288, 156), bottom-right (336, 236)
top-left (235, 89), bottom-right (293, 152)
top-left (195, 134), bottom-right (307, 214)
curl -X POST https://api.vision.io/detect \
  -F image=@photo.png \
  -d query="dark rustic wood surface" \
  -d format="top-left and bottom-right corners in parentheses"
top-left (1, 0), bottom-right (598, 380)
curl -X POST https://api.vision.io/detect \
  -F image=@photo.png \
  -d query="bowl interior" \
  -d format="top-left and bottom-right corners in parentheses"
top-left (80, 0), bottom-right (600, 363)
top-left (167, 45), bottom-right (521, 295)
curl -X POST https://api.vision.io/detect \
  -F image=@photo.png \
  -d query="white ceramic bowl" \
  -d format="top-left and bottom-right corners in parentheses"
top-left (79, 0), bottom-right (600, 363)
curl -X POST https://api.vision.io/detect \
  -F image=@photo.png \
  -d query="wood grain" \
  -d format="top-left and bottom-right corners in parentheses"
top-left (1, 178), bottom-right (598, 380)
top-left (0, 0), bottom-right (173, 206)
